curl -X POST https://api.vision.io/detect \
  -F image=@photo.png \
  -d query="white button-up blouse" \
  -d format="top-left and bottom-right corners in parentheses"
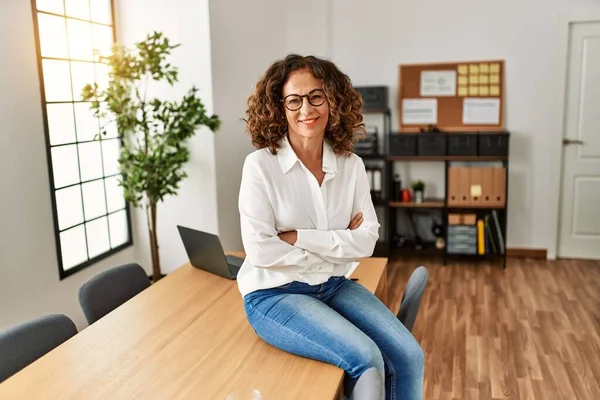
top-left (236, 136), bottom-right (380, 297)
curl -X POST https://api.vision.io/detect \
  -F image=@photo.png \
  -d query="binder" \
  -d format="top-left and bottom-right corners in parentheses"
top-left (469, 167), bottom-right (483, 206)
top-left (491, 167), bottom-right (506, 207)
top-left (481, 167), bottom-right (495, 206)
top-left (457, 167), bottom-right (471, 206)
top-left (477, 219), bottom-right (485, 254)
top-left (484, 215), bottom-right (498, 255)
top-left (447, 167), bottom-right (461, 206)
top-left (491, 210), bottom-right (505, 254)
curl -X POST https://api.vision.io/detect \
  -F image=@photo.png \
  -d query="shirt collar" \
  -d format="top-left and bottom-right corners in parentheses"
top-left (276, 136), bottom-right (338, 175)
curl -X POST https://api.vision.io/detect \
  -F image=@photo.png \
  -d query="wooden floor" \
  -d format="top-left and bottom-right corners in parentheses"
top-left (386, 256), bottom-right (600, 400)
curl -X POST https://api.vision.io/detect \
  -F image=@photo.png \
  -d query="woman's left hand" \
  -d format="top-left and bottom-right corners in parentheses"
top-left (278, 230), bottom-right (298, 246)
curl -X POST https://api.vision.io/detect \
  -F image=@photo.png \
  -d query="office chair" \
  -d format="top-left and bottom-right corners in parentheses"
top-left (397, 266), bottom-right (428, 332)
top-left (78, 263), bottom-right (150, 325)
top-left (0, 314), bottom-right (77, 383)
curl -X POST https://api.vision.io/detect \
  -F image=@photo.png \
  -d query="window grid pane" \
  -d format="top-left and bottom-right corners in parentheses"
top-left (78, 141), bottom-right (104, 181)
top-left (47, 103), bottom-right (76, 145)
top-left (90, 0), bottom-right (112, 24)
top-left (37, 13), bottom-right (69, 59)
top-left (36, 0), bottom-right (65, 14)
top-left (108, 210), bottom-right (128, 248)
top-left (34, 0), bottom-right (130, 277)
top-left (65, 0), bottom-right (90, 20)
top-left (86, 217), bottom-right (110, 258)
top-left (60, 225), bottom-right (88, 270)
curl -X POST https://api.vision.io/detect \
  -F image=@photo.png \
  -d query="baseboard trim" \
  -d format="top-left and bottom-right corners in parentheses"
top-left (506, 248), bottom-right (547, 259)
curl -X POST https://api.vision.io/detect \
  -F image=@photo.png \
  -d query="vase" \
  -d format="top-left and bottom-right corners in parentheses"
top-left (414, 190), bottom-right (424, 203)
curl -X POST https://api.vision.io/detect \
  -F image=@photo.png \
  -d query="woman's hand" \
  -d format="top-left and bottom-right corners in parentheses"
top-left (348, 212), bottom-right (364, 230)
top-left (278, 230), bottom-right (298, 245)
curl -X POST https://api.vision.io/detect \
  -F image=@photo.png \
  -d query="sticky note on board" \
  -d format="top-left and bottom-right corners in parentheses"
top-left (471, 185), bottom-right (482, 197)
top-left (490, 85), bottom-right (500, 96)
top-left (458, 65), bottom-right (468, 75)
top-left (458, 76), bottom-right (468, 85)
top-left (490, 74), bottom-right (500, 84)
top-left (469, 86), bottom-right (480, 96)
top-left (490, 63), bottom-right (501, 74)
top-left (469, 64), bottom-right (480, 74)
top-left (479, 64), bottom-right (490, 74)
top-left (458, 86), bottom-right (468, 96)
top-left (479, 86), bottom-right (489, 96)
top-left (479, 75), bottom-right (489, 84)
top-left (469, 75), bottom-right (479, 85)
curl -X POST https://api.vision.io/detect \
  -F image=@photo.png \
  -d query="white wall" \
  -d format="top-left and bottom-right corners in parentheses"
top-left (329, 0), bottom-right (600, 254)
top-left (210, 0), bottom-right (330, 251)
top-left (0, 0), bottom-right (139, 332)
top-left (115, 0), bottom-right (219, 273)
top-left (209, 0), bottom-right (283, 251)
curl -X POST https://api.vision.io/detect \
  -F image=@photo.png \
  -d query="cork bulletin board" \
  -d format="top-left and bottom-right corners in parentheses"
top-left (398, 60), bottom-right (505, 132)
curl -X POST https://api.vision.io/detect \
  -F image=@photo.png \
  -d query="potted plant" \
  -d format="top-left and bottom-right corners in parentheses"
top-left (411, 180), bottom-right (425, 203)
top-left (82, 31), bottom-right (221, 282)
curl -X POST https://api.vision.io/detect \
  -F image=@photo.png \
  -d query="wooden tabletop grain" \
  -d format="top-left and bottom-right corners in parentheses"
top-left (0, 254), bottom-right (388, 400)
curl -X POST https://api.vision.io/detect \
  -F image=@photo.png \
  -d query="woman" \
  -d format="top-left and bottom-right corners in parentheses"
top-left (237, 54), bottom-right (424, 400)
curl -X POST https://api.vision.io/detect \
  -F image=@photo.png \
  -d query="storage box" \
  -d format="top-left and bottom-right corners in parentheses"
top-left (447, 243), bottom-right (477, 254)
top-left (447, 133), bottom-right (478, 156)
top-left (355, 133), bottom-right (379, 155)
top-left (417, 132), bottom-right (447, 156)
top-left (448, 225), bottom-right (477, 236)
top-left (479, 132), bottom-right (509, 156)
top-left (389, 134), bottom-right (417, 156)
top-left (447, 225), bottom-right (477, 254)
top-left (462, 214), bottom-right (477, 225)
top-left (355, 86), bottom-right (388, 110)
top-left (448, 214), bottom-right (477, 225)
top-left (448, 214), bottom-right (462, 225)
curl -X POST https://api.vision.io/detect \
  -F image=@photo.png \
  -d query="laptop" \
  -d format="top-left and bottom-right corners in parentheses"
top-left (177, 225), bottom-right (245, 280)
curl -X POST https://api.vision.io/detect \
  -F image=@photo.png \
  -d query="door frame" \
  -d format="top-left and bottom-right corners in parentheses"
top-left (549, 10), bottom-right (600, 259)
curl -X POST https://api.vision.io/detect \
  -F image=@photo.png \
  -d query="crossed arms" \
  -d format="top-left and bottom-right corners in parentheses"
top-left (238, 156), bottom-right (380, 272)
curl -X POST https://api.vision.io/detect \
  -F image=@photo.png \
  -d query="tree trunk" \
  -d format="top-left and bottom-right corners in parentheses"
top-left (147, 200), bottom-right (162, 282)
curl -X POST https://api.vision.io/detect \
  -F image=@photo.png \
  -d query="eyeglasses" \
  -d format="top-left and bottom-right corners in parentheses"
top-left (281, 89), bottom-right (327, 111)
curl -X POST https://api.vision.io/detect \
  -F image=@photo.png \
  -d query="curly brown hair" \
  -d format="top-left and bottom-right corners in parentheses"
top-left (245, 54), bottom-right (366, 156)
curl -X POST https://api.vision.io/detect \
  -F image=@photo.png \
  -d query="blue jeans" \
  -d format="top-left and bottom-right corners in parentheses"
top-left (243, 276), bottom-right (424, 399)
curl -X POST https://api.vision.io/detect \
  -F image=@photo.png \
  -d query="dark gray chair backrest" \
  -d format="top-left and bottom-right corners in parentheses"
top-left (397, 266), bottom-right (429, 332)
top-left (78, 263), bottom-right (150, 325)
top-left (0, 314), bottom-right (77, 383)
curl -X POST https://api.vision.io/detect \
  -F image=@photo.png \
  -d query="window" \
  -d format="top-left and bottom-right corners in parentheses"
top-left (32, 0), bottom-right (132, 279)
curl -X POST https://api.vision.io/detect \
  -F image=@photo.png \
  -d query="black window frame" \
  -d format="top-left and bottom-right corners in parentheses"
top-left (30, 0), bottom-right (133, 280)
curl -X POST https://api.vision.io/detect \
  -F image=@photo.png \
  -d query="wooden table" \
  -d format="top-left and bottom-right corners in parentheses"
top-left (0, 254), bottom-right (388, 400)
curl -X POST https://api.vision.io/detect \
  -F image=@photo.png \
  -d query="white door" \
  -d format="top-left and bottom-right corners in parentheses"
top-left (558, 21), bottom-right (600, 259)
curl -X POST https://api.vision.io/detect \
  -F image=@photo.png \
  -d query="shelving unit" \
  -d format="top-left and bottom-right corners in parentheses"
top-left (357, 129), bottom-right (510, 267)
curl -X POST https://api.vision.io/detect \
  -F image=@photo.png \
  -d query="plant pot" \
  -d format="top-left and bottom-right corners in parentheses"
top-left (414, 190), bottom-right (424, 203)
